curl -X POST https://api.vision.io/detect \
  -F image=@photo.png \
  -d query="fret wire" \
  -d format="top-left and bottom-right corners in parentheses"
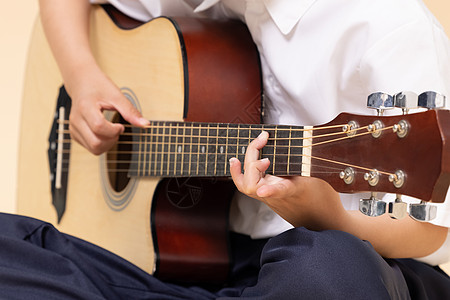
top-left (143, 123), bottom-right (147, 176)
top-left (139, 127), bottom-right (144, 176)
top-left (224, 124), bottom-right (229, 175)
top-left (205, 124), bottom-right (209, 175)
top-left (188, 123), bottom-right (192, 175)
top-left (166, 123), bottom-right (171, 176)
top-left (174, 123), bottom-right (179, 176)
top-left (154, 122), bottom-right (158, 175)
top-left (149, 122), bottom-right (153, 176)
top-left (159, 122), bottom-right (164, 175)
top-left (142, 124), bottom-right (146, 176)
top-left (144, 124), bottom-right (148, 176)
top-left (196, 123), bottom-right (200, 176)
top-left (235, 124), bottom-right (240, 159)
top-left (161, 122), bottom-right (165, 175)
top-left (214, 124), bottom-right (219, 176)
top-left (181, 123), bottom-right (185, 175)
top-left (273, 126), bottom-right (277, 174)
top-left (249, 125), bottom-right (255, 160)
top-left (287, 127), bottom-right (292, 175)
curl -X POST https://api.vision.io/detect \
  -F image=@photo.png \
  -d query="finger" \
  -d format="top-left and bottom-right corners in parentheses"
top-left (242, 158), bottom-right (271, 194)
top-left (256, 177), bottom-right (290, 198)
top-left (229, 157), bottom-right (244, 191)
top-left (244, 131), bottom-right (269, 170)
top-left (231, 157), bottom-right (271, 196)
top-left (70, 116), bottom-right (118, 155)
top-left (81, 103), bottom-right (124, 139)
top-left (110, 94), bottom-right (149, 127)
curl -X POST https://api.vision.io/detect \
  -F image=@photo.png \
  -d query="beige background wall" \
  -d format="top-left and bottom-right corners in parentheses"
top-left (0, 0), bottom-right (449, 269)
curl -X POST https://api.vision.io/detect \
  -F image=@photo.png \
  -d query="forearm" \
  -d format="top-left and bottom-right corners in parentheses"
top-left (39, 0), bottom-right (100, 95)
top-left (339, 210), bottom-right (448, 259)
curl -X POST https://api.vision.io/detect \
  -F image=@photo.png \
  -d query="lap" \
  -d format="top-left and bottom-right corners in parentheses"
top-left (0, 213), bottom-right (448, 299)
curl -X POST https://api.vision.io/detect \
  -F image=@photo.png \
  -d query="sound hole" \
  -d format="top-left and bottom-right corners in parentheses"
top-left (106, 114), bottom-right (131, 192)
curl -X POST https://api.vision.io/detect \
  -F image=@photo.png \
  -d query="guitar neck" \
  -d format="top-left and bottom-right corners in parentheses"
top-left (127, 121), bottom-right (312, 178)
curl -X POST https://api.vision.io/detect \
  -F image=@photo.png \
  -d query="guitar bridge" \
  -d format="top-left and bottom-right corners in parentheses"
top-left (47, 86), bottom-right (72, 223)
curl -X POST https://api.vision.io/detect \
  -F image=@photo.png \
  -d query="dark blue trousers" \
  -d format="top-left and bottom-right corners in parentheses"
top-left (0, 213), bottom-right (448, 299)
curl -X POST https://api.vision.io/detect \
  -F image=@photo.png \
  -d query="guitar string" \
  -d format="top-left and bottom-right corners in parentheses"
top-left (59, 120), bottom-right (345, 132)
top-left (56, 160), bottom-right (346, 175)
top-left (53, 125), bottom-right (395, 176)
top-left (56, 124), bottom-right (379, 148)
top-left (53, 126), bottom-right (395, 176)
top-left (55, 125), bottom-right (392, 153)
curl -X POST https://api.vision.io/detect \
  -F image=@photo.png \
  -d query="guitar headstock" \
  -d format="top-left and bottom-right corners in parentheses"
top-left (311, 92), bottom-right (450, 208)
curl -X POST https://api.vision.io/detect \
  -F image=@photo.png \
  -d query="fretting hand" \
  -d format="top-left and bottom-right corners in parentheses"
top-left (228, 131), bottom-right (346, 231)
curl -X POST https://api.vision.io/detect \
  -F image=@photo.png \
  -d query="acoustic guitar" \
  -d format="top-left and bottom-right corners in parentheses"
top-left (17, 5), bottom-right (450, 284)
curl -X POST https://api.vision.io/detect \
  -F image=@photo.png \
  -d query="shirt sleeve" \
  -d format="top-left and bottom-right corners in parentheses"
top-left (359, 18), bottom-right (450, 101)
top-left (359, 16), bottom-right (450, 265)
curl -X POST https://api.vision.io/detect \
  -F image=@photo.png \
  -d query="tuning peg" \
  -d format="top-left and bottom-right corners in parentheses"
top-left (387, 196), bottom-right (407, 219)
top-left (393, 91), bottom-right (418, 114)
top-left (409, 201), bottom-right (437, 222)
top-left (359, 193), bottom-right (386, 217)
top-left (418, 91), bottom-right (446, 109)
top-left (367, 92), bottom-right (394, 116)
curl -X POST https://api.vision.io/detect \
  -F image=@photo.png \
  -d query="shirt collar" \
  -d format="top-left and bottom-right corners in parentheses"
top-left (263, 0), bottom-right (316, 35)
top-left (194, 0), bottom-right (316, 35)
top-left (193, 0), bottom-right (220, 12)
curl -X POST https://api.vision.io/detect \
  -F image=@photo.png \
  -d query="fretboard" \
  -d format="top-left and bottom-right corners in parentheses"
top-left (127, 121), bottom-right (312, 178)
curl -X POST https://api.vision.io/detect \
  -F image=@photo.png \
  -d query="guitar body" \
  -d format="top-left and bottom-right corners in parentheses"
top-left (18, 5), bottom-right (261, 283)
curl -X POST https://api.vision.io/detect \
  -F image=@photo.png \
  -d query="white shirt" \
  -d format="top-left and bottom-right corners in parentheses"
top-left (91, 0), bottom-right (450, 265)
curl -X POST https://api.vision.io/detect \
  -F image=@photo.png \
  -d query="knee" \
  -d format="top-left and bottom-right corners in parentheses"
top-left (255, 228), bottom-right (393, 299)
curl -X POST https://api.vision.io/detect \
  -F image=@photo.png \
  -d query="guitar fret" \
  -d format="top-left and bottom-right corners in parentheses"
top-left (214, 124), bottom-right (219, 176)
top-left (174, 123), bottom-right (179, 176)
top-left (287, 127), bottom-right (292, 175)
top-left (170, 123), bottom-right (177, 175)
top-left (202, 124), bottom-right (208, 176)
top-left (164, 122), bottom-right (169, 176)
top-left (235, 124), bottom-right (240, 159)
top-left (128, 121), bottom-right (306, 178)
top-left (273, 126), bottom-right (277, 174)
top-left (186, 123), bottom-right (192, 175)
top-left (237, 124), bottom-right (249, 171)
top-left (195, 123), bottom-right (200, 175)
top-left (159, 122), bottom-right (164, 176)
top-left (224, 124), bottom-right (229, 175)
top-left (149, 122), bottom-right (155, 176)
top-left (140, 126), bottom-right (145, 176)
top-left (190, 122), bottom-right (199, 176)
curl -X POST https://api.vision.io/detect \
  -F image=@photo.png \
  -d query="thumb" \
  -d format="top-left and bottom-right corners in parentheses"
top-left (256, 177), bottom-right (289, 198)
top-left (114, 95), bottom-right (149, 127)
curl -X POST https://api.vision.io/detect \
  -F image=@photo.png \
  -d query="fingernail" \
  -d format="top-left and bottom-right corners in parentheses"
top-left (258, 131), bottom-right (267, 138)
top-left (229, 157), bottom-right (237, 166)
top-left (139, 117), bottom-right (149, 126)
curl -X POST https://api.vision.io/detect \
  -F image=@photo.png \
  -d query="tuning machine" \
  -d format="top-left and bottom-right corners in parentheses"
top-left (387, 195), bottom-right (407, 220)
top-left (409, 201), bottom-right (437, 222)
top-left (367, 92), bottom-right (394, 116)
top-left (394, 91), bottom-right (418, 114)
top-left (418, 91), bottom-right (446, 109)
top-left (359, 193), bottom-right (386, 217)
